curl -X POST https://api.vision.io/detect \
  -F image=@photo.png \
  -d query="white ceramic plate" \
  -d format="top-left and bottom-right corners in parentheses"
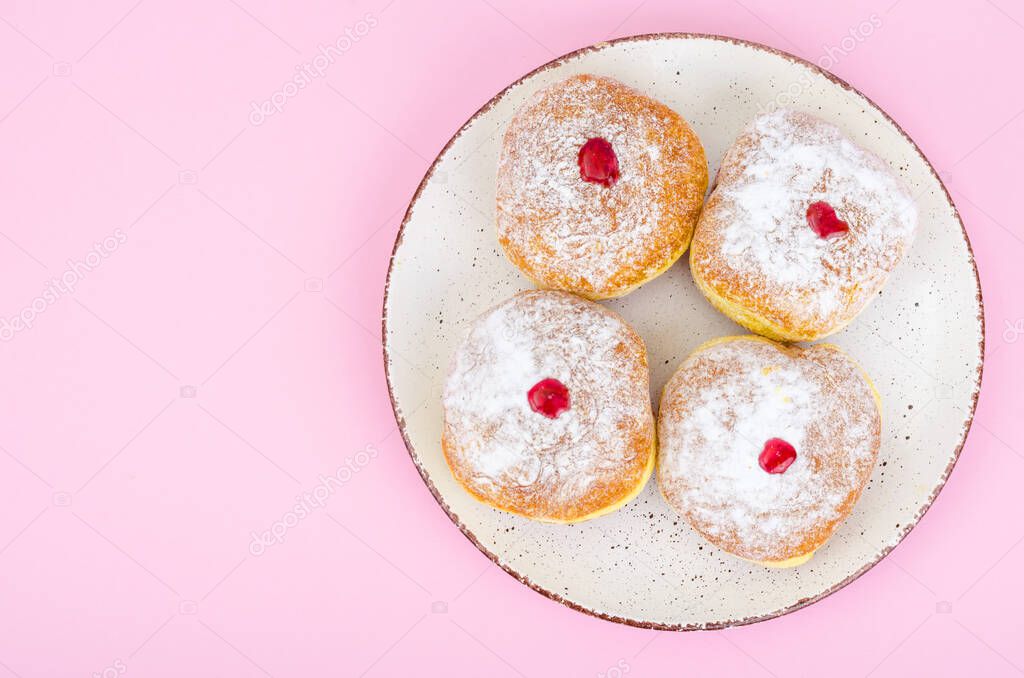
top-left (383, 34), bottom-right (983, 630)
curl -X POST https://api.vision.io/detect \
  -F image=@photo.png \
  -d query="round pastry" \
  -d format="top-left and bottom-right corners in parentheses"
top-left (657, 335), bottom-right (881, 567)
top-left (442, 290), bottom-right (655, 523)
top-left (690, 108), bottom-right (917, 342)
top-left (496, 74), bottom-right (708, 300)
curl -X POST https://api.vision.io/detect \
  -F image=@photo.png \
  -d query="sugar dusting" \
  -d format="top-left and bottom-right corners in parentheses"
top-left (497, 74), bottom-right (706, 296)
top-left (658, 338), bottom-right (880, 561)
top-left (443, 291), bottom-right (654, 519)
top-left (695, 109), bottom-right (917, 331)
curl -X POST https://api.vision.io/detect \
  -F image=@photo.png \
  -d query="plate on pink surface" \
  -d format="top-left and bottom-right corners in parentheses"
top-left (383, 34), bottom-right (983, 629)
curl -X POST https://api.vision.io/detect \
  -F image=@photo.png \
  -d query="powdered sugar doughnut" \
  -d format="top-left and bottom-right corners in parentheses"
top-left (658, 336), bottom-right (881, 567)
top-left (690, 109), bottom-right (917, 341)
top-left (497, 74), bottom-right (708, 300)
top-left (442, 290), bottom-right (655, 523)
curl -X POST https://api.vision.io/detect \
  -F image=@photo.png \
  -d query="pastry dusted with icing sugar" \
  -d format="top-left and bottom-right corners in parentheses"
top-left (690, 108), bottom-right (917, 342)
top-left (442, 290), bottom-right (656, 523)
top-left (496, 74), bottom-right (708, 300)
top-left (658, 335), bottom-right (881, 567)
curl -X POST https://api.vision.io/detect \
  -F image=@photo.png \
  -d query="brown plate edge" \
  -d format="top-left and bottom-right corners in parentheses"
top-left (380, 32), bottom-right (986, 632)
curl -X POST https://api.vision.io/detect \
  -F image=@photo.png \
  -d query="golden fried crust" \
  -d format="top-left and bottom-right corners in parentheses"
top-left (443, 435), bottom-right (656, 524)
top-left (657, 335), bottom-right (882, 565)
top-left (497, 74), bottom-right (708, 300)
top-left (442, 291), bottom-right (656, 523)
top-left (689, 248), bottom-right (856, 342)
top-left (690, 109), bottom-right (917, 341)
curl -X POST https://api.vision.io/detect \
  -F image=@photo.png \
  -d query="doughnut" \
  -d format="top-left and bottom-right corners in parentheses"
top-left (690, 108), bottom-right (917, 342)
top-left (496, 74), bottom-right (708, 300)
top-left (442, 290), bottom-right (655, 523)
top-left (657, 335), bottom-right (881, 566)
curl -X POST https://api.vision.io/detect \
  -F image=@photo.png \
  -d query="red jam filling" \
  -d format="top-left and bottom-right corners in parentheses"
top-left (527, 378), bottom-right (571, 418)
top-left (759, 438), bottom-right (797, 474)
top-left (578, 137), bottom-right (620, 187)
top-left (806, 201), bottom-right (850, 239)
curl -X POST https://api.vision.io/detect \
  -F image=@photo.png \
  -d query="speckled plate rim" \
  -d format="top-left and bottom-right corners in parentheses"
top-left (382, 32), bottom-right (985, 631)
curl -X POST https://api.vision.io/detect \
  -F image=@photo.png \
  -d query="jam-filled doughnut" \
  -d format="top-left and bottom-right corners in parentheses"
top-left (442, 290), bottom-right (655, 523)
top-left (497, 74), bottom-right (708, 300)
top-left (658, 335), bottom-right (881, 567)
top-left (690, 109), bottom-right (917, 342)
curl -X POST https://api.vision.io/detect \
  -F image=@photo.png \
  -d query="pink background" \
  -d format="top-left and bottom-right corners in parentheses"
top-left (0, 0), bottom-right (1021, 676)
